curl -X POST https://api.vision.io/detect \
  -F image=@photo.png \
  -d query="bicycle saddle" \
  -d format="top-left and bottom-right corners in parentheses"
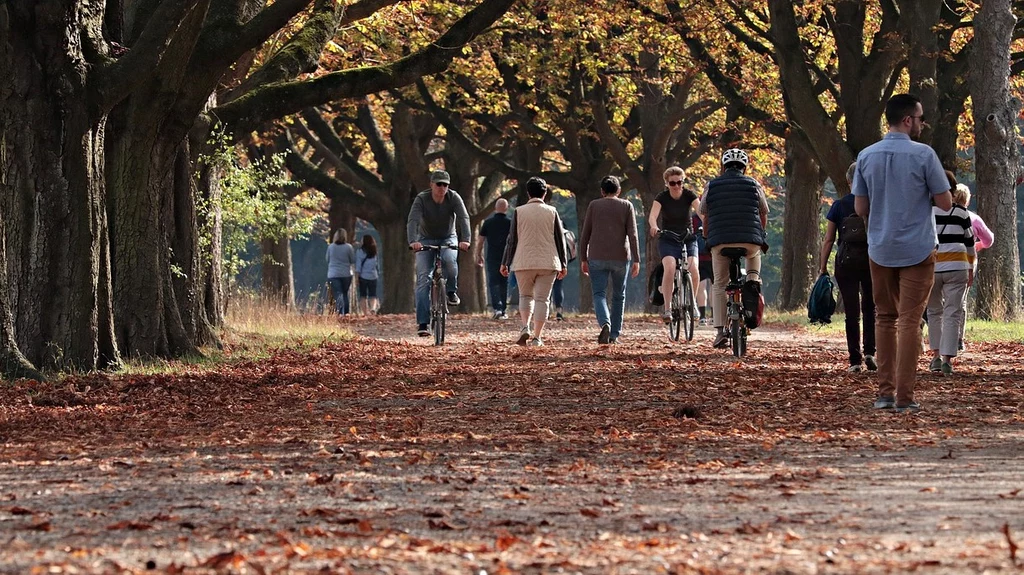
top-left (720, 247), bottom-right (748, 259)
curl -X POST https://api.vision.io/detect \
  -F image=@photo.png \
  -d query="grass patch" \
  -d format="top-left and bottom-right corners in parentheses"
top-left (119, 295), bottom-right (354, 376)
top-left (763, 309), bottom-right (1024, 343)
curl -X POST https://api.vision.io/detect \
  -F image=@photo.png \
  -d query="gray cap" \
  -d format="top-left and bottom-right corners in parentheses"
top-left (429, 170), bottom-right (451, 184)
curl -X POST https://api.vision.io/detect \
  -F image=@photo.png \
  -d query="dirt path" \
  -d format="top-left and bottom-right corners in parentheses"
top-left (2, 313), bottom-right (1023, 573)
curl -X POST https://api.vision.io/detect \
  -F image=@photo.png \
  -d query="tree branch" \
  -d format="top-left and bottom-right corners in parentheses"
top-left (212, 0), bottom-right (516, 132)
top-left (91, 0), bottom-right (205, 112)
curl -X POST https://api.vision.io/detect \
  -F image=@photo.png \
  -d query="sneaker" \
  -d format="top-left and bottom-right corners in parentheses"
top-left (928, 357), bottom-right (942, 372)
top-left (556, 312), bottom-right (564, 321)
top-left (417, 324), bottom-right (430, 337)
top-left (528, 337), bottom-right (544, 347)
top-left (894, 401), bottom-right (922, 413)
top-left (492, 311), bottom-right (503, 320)
top-left (941, 361), bottom-right (953, 376)
top-left (848, 364), bottom-right (863, 373)
top-left (517, 326), bottom-right (531, 346)
top-left (873, 396), bottom-right (895, 409)
top-left (699, 318), bottom-right (708, 327)
top-left (864, 355), bottom-right (878, 371)
top-left (447, 292), bottom-right (461, 306)
top-left (661, 310), bottom-right (672, 323)
top-left (598, 323), bottom-right (611, 344)
top-left (712, 331), bottom-right (729, 349)
top-left (609, 337), bottom-right (618, 344)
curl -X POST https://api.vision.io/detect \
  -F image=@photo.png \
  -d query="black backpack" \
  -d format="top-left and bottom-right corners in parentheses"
top-left (836, 214), bottom-right (869, 271)
top-left (808, 273), bottom-right (837, 324)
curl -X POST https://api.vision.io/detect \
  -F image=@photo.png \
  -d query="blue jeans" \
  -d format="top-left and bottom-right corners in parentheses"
top-left (552, 277), bottom-right (564, 308)
top-left (589, 259), bottom-right (629, 339)
top-left (328, 276), bottom-right (352, 315)
top-left (485, 260), bottom-right (508, 313)
top-left (415, 237), bottom-right (459, 325)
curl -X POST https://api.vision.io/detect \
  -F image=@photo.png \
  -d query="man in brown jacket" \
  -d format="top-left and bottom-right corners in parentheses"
top-left (579, 175), bottom-right (641, 344)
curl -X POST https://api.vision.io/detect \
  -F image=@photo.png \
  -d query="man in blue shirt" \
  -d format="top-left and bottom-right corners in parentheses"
top-left (853, 94), bottom-right (953, 413)
top-left (475, 199), bottom-right (512, 320)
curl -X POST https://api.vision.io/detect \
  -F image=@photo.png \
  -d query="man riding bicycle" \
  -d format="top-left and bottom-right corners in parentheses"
top-left (407, 169), bottom-right (471, 337)
top-left (649, 166), bottom-right (700, 324)
top-left (699, 149), bottom-right (769, 349)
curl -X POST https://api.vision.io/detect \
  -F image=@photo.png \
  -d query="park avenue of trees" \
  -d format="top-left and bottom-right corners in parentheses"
top-left (2, 0), bottom-right (1023, 380)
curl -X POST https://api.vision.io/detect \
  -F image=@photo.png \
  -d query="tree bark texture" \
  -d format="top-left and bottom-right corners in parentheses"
top-left (0, 1), bottom-right (121, 372)
top-left (261, 231), bottom-right (295, 308)
top-left (376, 220), bottom-right (414, 314)
top-left (776, 132), bottom-right (823, 311)
top-left (970, 0), bottom-right (1022, 320)
top-left (0, 213), bottom-right (44, 381)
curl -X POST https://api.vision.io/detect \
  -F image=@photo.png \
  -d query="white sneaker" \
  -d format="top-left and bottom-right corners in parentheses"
top-left (528, 337), bottom-right (544, 347)
top-left (517, 326), bottom-right (531, 345)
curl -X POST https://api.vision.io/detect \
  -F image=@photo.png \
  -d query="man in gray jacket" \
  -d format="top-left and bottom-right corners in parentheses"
top-left (407, 170), bottom-right (471, 337)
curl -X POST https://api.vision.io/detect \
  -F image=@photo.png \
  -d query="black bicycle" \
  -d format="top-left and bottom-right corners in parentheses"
top-left (720, 247), bottom-right (752, 357)
top-left (659, 230), bottom-right (695, 341)
top-left (417, 244), bottom-right (458, 346)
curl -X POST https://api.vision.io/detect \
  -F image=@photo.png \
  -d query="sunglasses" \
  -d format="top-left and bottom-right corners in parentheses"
top-left (667, 180), bottom-right (683, 186)
top-left (433, 182), bottom-right (449, 187)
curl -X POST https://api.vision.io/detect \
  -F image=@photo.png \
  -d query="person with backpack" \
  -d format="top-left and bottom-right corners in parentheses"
top-left (818, 162), bottom-right (876, 373)
top-left (552, 228), bottom-right (577, 321)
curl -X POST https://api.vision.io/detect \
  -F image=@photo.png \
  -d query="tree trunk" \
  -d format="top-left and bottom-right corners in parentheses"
top-left (457, 249), bottom-right (484, 313)
top-left (777, 132), bottom-right (824, 311)
top-left (970, 0), bottom-right (1022, 321)
top-left (172, 141), bottom-right (218, 347)
top-left (107, 125), bottom-right (199, 358)
top-left (261, 233), bottom-right (295, 308)
top-left (197, 159), bottom-right (225, 327)
top-left (0, 1), bottom-right (121, 372)
top-left (0, 215), bottom-right (43, 381)
top-left (377, 219), bottom-right (415, 314)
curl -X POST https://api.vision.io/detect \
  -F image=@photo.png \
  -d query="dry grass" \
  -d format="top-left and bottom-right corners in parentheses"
top-left (120, 294), bottom-right (354, 376)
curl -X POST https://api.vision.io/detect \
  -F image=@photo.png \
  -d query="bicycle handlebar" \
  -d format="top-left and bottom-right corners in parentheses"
top-left (657, 230), bottom-right (686, 243)
top-left (412, 244), bottom-right (461, 251)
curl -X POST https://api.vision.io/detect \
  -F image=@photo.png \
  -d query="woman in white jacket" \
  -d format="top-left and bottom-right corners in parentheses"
top-left (500, 177), bottom-right (568, 347)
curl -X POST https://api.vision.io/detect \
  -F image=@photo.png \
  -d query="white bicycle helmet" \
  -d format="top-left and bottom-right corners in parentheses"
top-left (721, 148), bottom-right (749, 168)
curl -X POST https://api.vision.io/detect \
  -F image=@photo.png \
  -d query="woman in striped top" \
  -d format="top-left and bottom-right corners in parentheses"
top-left (926, 184), bottom-right (976, 375)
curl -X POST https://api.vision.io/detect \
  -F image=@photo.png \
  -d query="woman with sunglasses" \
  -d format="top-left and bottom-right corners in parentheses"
top-left (648, 166), bottom-right (701, 324)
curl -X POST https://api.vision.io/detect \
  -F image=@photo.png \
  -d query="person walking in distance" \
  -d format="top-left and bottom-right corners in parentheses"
top-left (853, 93), bottom-right (953, 412)
top-left (818, 162), bottom-right (876, 373)
top-left (355, 234), bottom-right (380, 315)
top-left (926, 183), bottom-right (976, 375)
top-left (579, 175), bottom-right (640, 344)
top-left (699, 148), bottom-right (769, 349)
top-left (500, 177), bottom-right (569, 347)
top-left (407, 169), bottom-right (471, 337)
top-left (692, 213), bottom-right (713, 325)
top-left (326, 229), bottom-right (356, 316)
top-left (475, 198), bottom-right (512, 320)
top-left (649, 166), bottom-right (700, 325)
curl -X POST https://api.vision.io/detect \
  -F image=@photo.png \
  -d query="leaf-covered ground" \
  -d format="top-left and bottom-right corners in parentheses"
top-left (1, 313), bottom-right (1023, 574)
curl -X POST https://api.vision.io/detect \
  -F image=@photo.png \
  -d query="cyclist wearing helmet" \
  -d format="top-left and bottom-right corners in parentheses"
top-left (698, 148), bottom-right (769, 349)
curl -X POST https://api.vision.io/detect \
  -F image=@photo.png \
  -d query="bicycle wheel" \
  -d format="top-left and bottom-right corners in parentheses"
top-left (431, 278), bottom-right (446, 345)
top-left (731, 317), bottom-right (745, 357)
top-left (668, 275), bottom-right (682, 341)
top-left (682, 273), bottom-right (695, 342)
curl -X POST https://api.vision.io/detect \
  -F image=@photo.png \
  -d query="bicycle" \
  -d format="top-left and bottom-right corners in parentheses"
top-left (658, 230), bottom-right (695, 342)
top-left (416, 244), bottom-right (458, 346)
top-left (719, 247), bottom-right (756, 357)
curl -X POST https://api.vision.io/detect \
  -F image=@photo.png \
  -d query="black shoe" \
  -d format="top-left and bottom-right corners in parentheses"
top-left (873, 396), bottom-right (895, 410)
top-left (447, 292), bottom-right (460, 306)
top-left (417, 324), bottom-right (430, 337)
top-left (598, 323), bottom-right (611, 344)
top-left (864, 355), bottom-right (878, 371)
top-left (556, 312), bottom-right (564, 321)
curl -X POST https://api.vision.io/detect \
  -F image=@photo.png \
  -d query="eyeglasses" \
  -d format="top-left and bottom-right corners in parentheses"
top-left (433, 182), bottom-right (449, 187)
top-left (667, 180), bottom-right (683, 186)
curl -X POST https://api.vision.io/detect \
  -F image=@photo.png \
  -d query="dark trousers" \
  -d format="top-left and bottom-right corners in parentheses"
top-left (552, 277), bottom-right (564, 308)
top-left (485, 260), bottom-right (507, 313)
top-left (835, 263), bottom-right (875, 365)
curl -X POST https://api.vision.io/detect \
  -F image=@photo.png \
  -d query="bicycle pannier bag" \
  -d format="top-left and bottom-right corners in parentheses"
top-left (742, 279), bottom-right (764, 329)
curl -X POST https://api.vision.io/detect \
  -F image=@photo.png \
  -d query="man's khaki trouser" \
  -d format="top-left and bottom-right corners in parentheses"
top-left (869, 253), bottom-right (936, 406)
top-left (710, 244), bottom-right (762, 329)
